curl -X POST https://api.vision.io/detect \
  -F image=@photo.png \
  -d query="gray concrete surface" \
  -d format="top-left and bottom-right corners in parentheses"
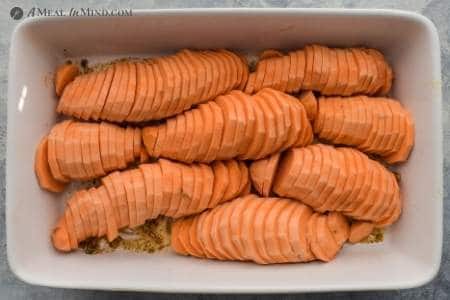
top-left (0, 0), bottom-right (448, 299)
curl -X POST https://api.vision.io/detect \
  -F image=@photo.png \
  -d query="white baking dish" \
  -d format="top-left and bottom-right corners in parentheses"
top-left (7, 8), bottom-right (442, 293)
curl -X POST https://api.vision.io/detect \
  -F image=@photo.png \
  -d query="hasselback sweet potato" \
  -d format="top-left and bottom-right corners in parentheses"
top-left (312, 95), bottom-right (415, 163)
top-left (51, 159), bottom-right (249, 252)
top-left (250, 144), bottom-right (402, 228)
top-left (42, 120), bottom-right (145, 187)
top-left (172, 194), bottom-right (350, 264)
top-left (57, 49), bottom-right (248, 122)
top-left (245, 45), bottom-right (393, 97)
top-left (142, 88), bottom-right (313, 162)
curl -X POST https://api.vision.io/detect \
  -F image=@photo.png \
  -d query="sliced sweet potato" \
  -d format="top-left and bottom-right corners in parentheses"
top-left (73, 72), bottom-right (96, 119)
top-left (215, 95), bottom-right (237, 160)
top-left (101, 62), bottom-right (123, 120)
top-left (131, 169), bottom-right (147, 225)
top-left (180, 111), bottom-right (195, 161)
top-left (90, 65), bottom-right (113, 120)
top-left (311, 44), bottom-right (322, 90)
top-left (122, 171), bottom-right (138, 228)
top-left (326, 212), bottom-right (350, 245)
top-left (348, 221), bottom-right (374, 243)
top-left (286, 51), bottom-right (298, 93)
top-left (54, 120), bottom-right (73, 180)
top-left (253, 94), bottom-right (276, 159)
top-left (289, 204), bottom-right (315, 262)
top-left (186, 108), bottom-right (203, 162)
top-left (35, 136), bottom-right (67, 192)
top-left (197, 103), bottom-right (214, 160)
top-left (317, 45), bottom-right (330, 91)
top-left (55, 63), bottom-right (80, 97)
top-left (204, 101), bottom-right (225, 162)
top-left (166, 162), bottom-right (182, 218)
top-left (263, 198), bottom-right (288, 262)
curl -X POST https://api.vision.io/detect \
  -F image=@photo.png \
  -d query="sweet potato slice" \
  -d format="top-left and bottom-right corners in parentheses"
top-left (64, 74), bottom-right (86, 116)
top-left (217, 201), bottom-right (241, 260)
top-left (152, 162), bottom-right (164, 218)
top-left (286, 51), bottom-right (298, 93)
top-left (139, 164), bottom-right (155, 219)
top-left (241, 195), bottom-right (266, 263)
top-left (197, 103), bottom-right (214, 161)
top-left (166, 57), bottom-right (183, 117)
top-left (215, 95), bottom-right (237, 160)
top-left (117, 61), bottom-right (136, 121)
top-left (289, 204), bottom-right (315, 262)
top-left (165, 162), bottom-right (182, 218)
top-left (195, 52), bottom-right (213, 101)
top-left (109, 171), bottom-right (129, 227)
top-left (63, 209), bottom-right (78, 249)
top-left (181, 50), bottom-right (204, 105)
top-left (228, 93), bottom-right (247, 157)
top-left (301, 145), bottom-right (331, 208)
top-left (317, 45), bottom-right (330, 91)
top-left (313, 146), bottom-right (341, 211)
top-left (253, 198), bottom-right (275, 263)
top-left (239, 94), bottom-right (264, 159)
top-left (54, 121), bottom-right (74, 180)
top-left (351, 49), bottom-right (368, 94)
top-left (320, 98), bottom-right (336, 141)
top-left (316, 215), bottom-right (341, 261)
top-left (348, 221), bottom-right (374, 243)
top-left (67, 193), bottom-right (86, 241)
top-left (186, 108), bottom-right (203, 162)
top-left (97, 185), bottom-right (118, 242)
top-left (73, 72), bottom-right (96, 119)
top-left (210, 203), bottom-right (233, 260)
top-left (218, 52), bottom-right (232, 94)
top-left (101, 62), bottom-right (124, 120)
top-left (263, 199), bottom-right (289, 262)
top-left (122, 171), bottom-right (138, 228)
top-left (259, 90), bottom-right (286, 153)
top-left (293, 50), bottom-right (306, 93)
top-left (171, 54), bottom-right (190, 115)
top-left (91, 65), bottom-right (114, 120)
top-left (154, 58), bottom-right (174, 119)
top-left (334, 49), bottom-right (348, 95)
top-left (310, 45), bottom-right (322, 90)
top-left (385, 111), bottom-right (414, 163)
top-left (63, 123), bottom-right (79, 180)
top-left (101, 174), bottom-right (121, 228)
top-left (180, 110), bottom-right (196, 161)
top-left (186, 164), bottom-right (202, 215)
top-left (204, 101), bottom-right (225, 162)
top-left (273, 200), bottom-right (298, 262)
top-left (226, 196), bottom-right (246, 259)
top-left (203, 52), bottom-right (221, 100)
top-left (130, 169), bottom-right (147, 225)
top-left (35, 136), bottom-right (67, 192)
top-left (342, 50), bottom-right (358, 96)
top-left (55, 63), bottom-right (80, 97)
top-left (298, 91), bottom-right (317, 122)
top-left (159, 159), bottom-right (174, 216)
top-left (253, 94), bottom-right (276, 159)
top-left (127, 61), bottom-right (147, 121)
top-left (327, 212), bottom-right (349, 245)
top-left (77, 124), bottom-right (95, 179)
top-left (278, 55), bottom-right (290, 92)
top-left (172, 114), bottom-right (187, 161)
top-left (174, 163), bottom-right (194, 218)
top-left (210, 161), bottom-right (229, 207)
top-left (186, 217), bottom-right (204, 257)
top-left (302, 46), bottom-right (314, 90)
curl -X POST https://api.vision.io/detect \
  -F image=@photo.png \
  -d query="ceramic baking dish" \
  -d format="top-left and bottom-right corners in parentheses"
top-left (6, 8), bottom-right (442, 293)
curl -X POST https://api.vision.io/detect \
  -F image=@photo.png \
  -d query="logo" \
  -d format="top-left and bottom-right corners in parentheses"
top-left (10, 7), bottom-right (23, 20)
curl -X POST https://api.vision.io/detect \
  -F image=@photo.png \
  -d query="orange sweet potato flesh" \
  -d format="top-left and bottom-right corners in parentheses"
top-left (55, 62), bottom-right (80, 97)
top-left (171, 195), bottom-right (350, 264)
top-left (35, 136), bottom-right (67, 192)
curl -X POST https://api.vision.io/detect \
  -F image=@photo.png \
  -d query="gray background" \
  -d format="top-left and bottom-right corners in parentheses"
top-left (0, 0), bottom-right (448, 299)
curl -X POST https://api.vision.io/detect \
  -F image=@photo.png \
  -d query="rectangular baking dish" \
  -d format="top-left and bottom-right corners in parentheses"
top-left (6, 8), bottom-right (442, 293)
